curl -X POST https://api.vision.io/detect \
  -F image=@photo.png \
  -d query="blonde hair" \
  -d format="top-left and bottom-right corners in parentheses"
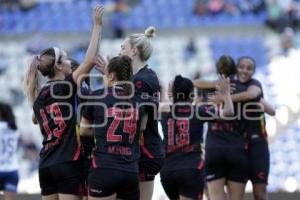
top-left (24, 56), bottom-right (41, 106)
top-left (128, 26), bottom-right (156, 61)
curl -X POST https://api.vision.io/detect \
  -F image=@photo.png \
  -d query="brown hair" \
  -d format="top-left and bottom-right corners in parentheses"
top-left (216, 55), bottom-right (236, 77)
top-left (107, 55), bottom-right (133, 96)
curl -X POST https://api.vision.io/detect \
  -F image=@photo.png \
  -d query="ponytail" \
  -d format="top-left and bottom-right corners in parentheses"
top-left (119, 56), bottom-right (133, 96)
top-left (24, 56), bottom-right (40, 106)
top-left (107, 55), bottom-right (133, 96)
top-left (128, 26), bottom-right (156, 61)
top-left (172, 75), bottom-right (194, 103)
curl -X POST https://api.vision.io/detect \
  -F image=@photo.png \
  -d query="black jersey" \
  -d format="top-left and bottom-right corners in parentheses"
top-left (33, 74), bottom-right (80, 168)
top-left (161, 105), bottom-right (217, 171)
top-left (243, 78), bottom-right (267, 141)
top-left (82, 87), bottom-right (145, 173)
top-left (205, 79), bottom-right (248, 149)
top-left (133, 66), bottom-right (164, 159)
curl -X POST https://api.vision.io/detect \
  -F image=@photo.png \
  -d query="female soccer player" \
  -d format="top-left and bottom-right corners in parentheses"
top-left (194, 55), bottom-right (249, 200)
top-left (119, 26), bottom-right (164, 200)
top-left (80, 55), bottom-right (147, 200)
top-left (233, 56), bottom-right (274, 200)
top-left (0, 102), bottom-right (19, 200)
top-left (24, 5), bottom-right (104, 200)
top-left (160, 74), bottom-right (233, 200)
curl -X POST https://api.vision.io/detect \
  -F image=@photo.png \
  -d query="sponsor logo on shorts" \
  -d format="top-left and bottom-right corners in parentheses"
top-left (257, 172), bottom-right (265, 180)
top-left (90, 188), bottom-right (102, 194)
top-left (206, 174), bottom-right (215, 180)
top-left (251, 134), bottom-right (260, 139)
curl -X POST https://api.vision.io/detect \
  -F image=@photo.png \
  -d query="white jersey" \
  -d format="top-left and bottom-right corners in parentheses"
top-left (0, 122), bottom-right (19, 172)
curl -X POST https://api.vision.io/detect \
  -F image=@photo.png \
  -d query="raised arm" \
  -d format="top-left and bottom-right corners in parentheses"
top-left (231, 85), bottom-right (262, 102)
top-left (72, 5), bottom-right (104, 86)
top-left (193, 79), bottom-right (216, 89)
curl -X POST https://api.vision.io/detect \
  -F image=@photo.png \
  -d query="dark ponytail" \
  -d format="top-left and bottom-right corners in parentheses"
top-left (216, 55), bottom-right (236, 77)
top-left (107, 55), bottom-right (133, 96)
top-left (172, 75), bottom-right (194, 103)
top-left (0, 102), bottom-right (17, 130)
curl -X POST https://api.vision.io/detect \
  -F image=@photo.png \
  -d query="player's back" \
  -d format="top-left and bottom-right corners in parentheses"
top-left (83, 86), bottom-right (145, 173)
top-left (33, 75), bottom-right (80, 168)
top-left (161, 105), bottom-right (207, 171)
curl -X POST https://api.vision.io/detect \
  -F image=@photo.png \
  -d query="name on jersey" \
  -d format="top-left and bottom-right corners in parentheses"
top-left (211, 122), bottom-right (234, 132)
top-left (167, 144), bottom-right (197, 153)
top-left (107, 145), bottom-right (132, 156)
top-left (44, 139), bottom-right (60, 151)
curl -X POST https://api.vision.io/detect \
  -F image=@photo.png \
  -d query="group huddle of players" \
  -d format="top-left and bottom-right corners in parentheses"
top-left (22, 4), bottom-right (275, 200)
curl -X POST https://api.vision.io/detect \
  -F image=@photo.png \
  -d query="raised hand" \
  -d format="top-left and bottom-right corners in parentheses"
top-left (216, 75), bottom-right (230, 95)
top-left (93, 4), bottom-right (104, 26)
top-left (93, 54), bottom-right (108, 74)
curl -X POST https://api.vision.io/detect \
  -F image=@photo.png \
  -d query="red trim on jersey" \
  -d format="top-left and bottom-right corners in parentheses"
top-left (87, 186), bottom-right (90, 197)
top-left (140, 145), bottom-right (154, 159)
top-left (139, 171), bottom-right (146, 182)
top-left (197, 159), bottom-right (204, 170)
top-left (73, 146), bottom-right (81, 161)
top-left (198, 192), bottom-right (203, 200)
top-left (92, 156), bottom-right (97, 168)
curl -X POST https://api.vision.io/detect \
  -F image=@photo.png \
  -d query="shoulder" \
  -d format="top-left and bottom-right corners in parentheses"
top-left (134, 67), bottom-right (159, 82)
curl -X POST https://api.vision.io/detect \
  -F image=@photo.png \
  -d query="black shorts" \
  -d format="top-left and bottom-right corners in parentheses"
top-left (205, 147), bottom-right (248, 183)
top-left (160, 169), bottom-right (204, 200)
top-left (88, 168), bottom-right (139, 200)
top-left (248, 140), bottom-right (270, 184)
top-left (39, 161), bottom-right (84, 196)
top-left (139, 157), bottom-right (164, 181)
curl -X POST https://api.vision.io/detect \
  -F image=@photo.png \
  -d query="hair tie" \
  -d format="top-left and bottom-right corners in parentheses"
top-left (53, 47), bottom-right (60, 65)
